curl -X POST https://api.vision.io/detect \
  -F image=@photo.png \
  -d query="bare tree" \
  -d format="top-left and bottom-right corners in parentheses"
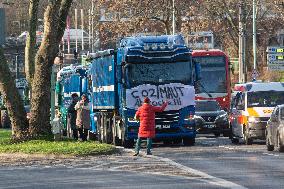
top-left (25, 0), bottom-right (40, 85)
top-left (29, 0), bottom-right (73, 137)
top-left (0, 48), bottom-right (29, 140)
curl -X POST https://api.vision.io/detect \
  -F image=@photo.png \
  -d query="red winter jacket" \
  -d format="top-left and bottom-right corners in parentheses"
top-left (135, 102), bottom-right (168, 138)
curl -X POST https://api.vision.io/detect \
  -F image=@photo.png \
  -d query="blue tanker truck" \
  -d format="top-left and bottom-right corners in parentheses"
top-left (88, 35), bottom-right (200, 147)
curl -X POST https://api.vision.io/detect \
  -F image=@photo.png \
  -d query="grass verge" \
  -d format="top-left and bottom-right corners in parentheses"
top-left (0, 129), bottom-right (117, 156)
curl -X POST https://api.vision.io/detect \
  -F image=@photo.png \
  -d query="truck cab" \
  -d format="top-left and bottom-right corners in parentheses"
top-left (230, 82), bottom-right (284, 144)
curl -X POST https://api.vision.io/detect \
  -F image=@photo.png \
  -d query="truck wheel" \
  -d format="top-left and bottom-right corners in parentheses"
top-left (183, 137), bottom-right (195, 146)
top-left (266, 136), bottom-right (274, 151)
top-left (244, 126), bottom-right (253, 145)
top-left (123, 139), bottom-right (134, 148)
top-left (277, 134), bottom-right (284, 152)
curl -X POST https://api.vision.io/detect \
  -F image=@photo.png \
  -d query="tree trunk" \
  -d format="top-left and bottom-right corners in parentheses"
top-left (25, 0), bottom-right (40, 85)
top-left (29, 0), bottom-right (73, 137)
top-left (0, 48), bottom-right (29, 140)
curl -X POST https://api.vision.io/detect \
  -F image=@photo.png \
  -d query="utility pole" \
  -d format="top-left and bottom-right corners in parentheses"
top-left (172, 0), bottom-right (175, 35)
top-left (252, 0), bottom-right (257, 70)
top-left (81, 9), bottom-right (84, 51)
top-left (75, 9), bottom-right (78, 53)
top-left (238, 1), bottom-right (246, 83)
top-left (91, 0), bottom-right (94, 52)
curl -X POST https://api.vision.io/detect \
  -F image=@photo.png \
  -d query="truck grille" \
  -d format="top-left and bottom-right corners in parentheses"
top-left (155, 110), bottom-right (179, 125)
top-left (260, 117), bottom-right (270, 122)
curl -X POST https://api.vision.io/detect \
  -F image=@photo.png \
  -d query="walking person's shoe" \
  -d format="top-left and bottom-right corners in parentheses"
top-left (133, 152), bottom-right (139, 156)
top-left (146, 151), bottom-right (152, 155)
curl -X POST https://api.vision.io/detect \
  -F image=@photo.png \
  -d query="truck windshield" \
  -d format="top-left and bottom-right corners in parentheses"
top-left (247, 91), bottom-right (284, 107)
top-left (126, 61), bottom-right (192, 86)
top-left (193, 56), bottom-right (226, 93)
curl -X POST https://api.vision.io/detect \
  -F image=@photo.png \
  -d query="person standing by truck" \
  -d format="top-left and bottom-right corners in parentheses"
top-left (67, 93), bottom-right (79, 140)
top-left (133, 97), bottom-right (168, 156)
top-left (75, 94), bottom-right (91, 141)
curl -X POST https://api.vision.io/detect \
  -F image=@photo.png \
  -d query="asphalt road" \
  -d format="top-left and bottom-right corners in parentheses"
top-left (0, 135), bottom-right (283, 189)
top-left (154, 135), bottom-right (284, 189)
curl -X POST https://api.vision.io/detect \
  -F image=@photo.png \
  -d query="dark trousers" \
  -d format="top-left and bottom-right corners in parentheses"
top-left (135, 137), bottom-right (153, 154)
top-left (78, 128), bottom-right (88, 141)
top-left (72, 128), bottom-right (78, 140)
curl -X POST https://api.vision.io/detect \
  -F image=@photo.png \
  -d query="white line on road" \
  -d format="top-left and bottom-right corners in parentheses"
top-left (150, 155), bottom-right (248, 189)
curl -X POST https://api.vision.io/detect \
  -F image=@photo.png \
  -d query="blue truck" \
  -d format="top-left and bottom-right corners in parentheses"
top-left (88, 35), bottom-right (200, 147)
top-left (56, 65), bottom-right (90, 134)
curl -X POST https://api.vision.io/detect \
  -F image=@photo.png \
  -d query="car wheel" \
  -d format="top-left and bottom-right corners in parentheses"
top-left (277, 134), bottom-right (284, 152)
top-left (266, 136), bottom-right (274, 151)
top-left (223, 131), bottom-right (231, 137)
top-left (244, 126), bottom-right (253, 145)
top-left (231, 137), bottom-right (239, 144)
top-left (214, 132), bottom-right (220, 137)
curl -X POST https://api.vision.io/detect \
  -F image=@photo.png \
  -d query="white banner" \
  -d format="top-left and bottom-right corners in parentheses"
top-left (126, 83), bottom-right (195, 110)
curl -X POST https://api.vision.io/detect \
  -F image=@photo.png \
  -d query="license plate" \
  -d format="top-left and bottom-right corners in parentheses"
top-left (156, 125), bottom-right (170, 129)
top-left (204, 124), bottom-right (215, 128)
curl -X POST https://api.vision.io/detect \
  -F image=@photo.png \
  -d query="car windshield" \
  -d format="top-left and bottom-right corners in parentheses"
top-left (193, 56), bottom-right (226, 93)
top-left (195, 101), bottom-right (221, 111)
top-left (126, 61), bottom-right (192, 87)
top-left (247, 91), bottom-right (284, 107)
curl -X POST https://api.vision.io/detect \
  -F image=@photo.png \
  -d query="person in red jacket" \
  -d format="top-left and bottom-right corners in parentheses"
top-left (133, 97), bottom-right (168, 156)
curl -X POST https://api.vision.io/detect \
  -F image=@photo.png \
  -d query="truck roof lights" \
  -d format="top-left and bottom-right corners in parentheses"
top-left (152, 43), bottom-right (158, 50)
top-left (160, 43), bottom-right (166, 50)
top-left (168, 42), bottom-right (174, 49)
top-left (143, 44), bottom-right (150, 51)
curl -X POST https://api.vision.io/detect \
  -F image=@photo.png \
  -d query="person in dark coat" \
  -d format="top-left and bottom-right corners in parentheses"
top-left (133, 97), bottom-right (168, 156)
top-left (75, 94), bottom-right (91, 141)
top-left (67, 93), bottom-right (79, 140)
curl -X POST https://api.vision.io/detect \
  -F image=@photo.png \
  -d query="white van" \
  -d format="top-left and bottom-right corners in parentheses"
top-left (230, 82), bottom-right (284, 144)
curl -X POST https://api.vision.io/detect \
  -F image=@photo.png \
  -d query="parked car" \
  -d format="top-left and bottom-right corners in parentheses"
top-left (194, 100), bottom-right (230, 137)
top-left (266, 105), bottom-right (284, 152)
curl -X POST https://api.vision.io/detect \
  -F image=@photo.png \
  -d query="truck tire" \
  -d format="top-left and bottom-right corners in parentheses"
top-left (278, 134), bottom-right (284, 152)
top-left (244, 126), bottom-right (253, 145)
top-left (183, 137), bottom-right (195, 146)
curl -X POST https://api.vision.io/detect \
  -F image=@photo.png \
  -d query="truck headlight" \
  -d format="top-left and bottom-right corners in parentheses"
top-left (248, 117), bottom-right (261, 123)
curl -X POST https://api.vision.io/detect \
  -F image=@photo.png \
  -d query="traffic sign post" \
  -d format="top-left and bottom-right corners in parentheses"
top-left (266, 46), bottom-right (284, 71)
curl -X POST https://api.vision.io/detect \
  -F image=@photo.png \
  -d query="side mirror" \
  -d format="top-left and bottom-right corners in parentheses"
top-left (271, 115), bottom-right (277, 122)
top-left (194, 62), bottom-right (201, 82)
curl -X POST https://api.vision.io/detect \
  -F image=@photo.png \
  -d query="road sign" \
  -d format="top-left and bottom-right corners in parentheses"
top-left (266, 46), bottom-right (284, 71)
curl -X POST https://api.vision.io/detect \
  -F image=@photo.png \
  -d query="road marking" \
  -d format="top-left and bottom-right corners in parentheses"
top-left (149, 155), bottom-right (248, 189)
